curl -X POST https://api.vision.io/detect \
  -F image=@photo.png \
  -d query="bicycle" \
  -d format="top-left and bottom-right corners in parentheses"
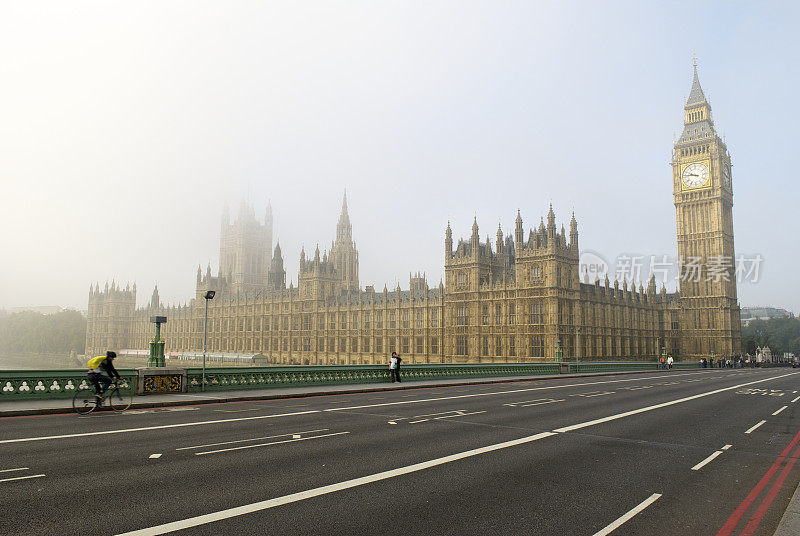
top-left (72, 379), bottom-right (133, 415)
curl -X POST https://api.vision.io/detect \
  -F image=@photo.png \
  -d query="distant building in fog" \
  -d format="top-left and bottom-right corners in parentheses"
top-left (86, 65), bottom-right (742, 363)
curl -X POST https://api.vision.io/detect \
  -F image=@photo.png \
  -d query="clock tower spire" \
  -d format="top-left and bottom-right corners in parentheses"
top-left (672, 60), bottom-right (741, 359)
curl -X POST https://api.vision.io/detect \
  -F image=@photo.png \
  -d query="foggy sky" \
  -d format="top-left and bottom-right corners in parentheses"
top-left (1, 1), bottom-right (798, 313)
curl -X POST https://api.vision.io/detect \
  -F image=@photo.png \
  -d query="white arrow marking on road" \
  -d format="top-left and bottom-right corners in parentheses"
top-left (592, 494), bottom-right (662, 536)
top-left (554, 374), bottom-right (799, 434)
top-left (4, 372), bottom-right (797, 445)
top-left (114, 372), bottom-right (800, 536)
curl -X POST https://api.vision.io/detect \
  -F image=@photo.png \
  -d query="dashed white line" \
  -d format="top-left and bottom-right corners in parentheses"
top-left (0, 467), bottom-right (29, 473)
top-left (116, 431), bottom-right (557, 535)
top-left (0, 474), bottom-right (45, 484)
top-left (745, 420), bottom-right (767, 434)
top-left (149, 454), bottom-right (162, 459)
top-left (772, 406), bottom-right (788, 416)
top-left (592, 493), bottom-right (662, 536)
top-left (0, 410), bottom-right (321, 445)
top-left (504, 398), bottom-right (565, 407)
top-left (195, 431), bottom-right (350, 456)
top-left (176, 429), bottom-right (330, 451)
top-left (792, 396), bottom-right (800, 403)
top-left (114, 373), bottom-right (800, 536)
top-left (6, 371), bottom-right (794, 445)
top-left (692, 451), bottom-right (722, 471)
top-left (553, 374), bottom-right (798, 434)
top-left (722, 444), bottom-right (732, 450)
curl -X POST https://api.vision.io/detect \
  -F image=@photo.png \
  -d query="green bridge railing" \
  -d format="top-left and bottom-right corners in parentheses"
top-left (185, 363), bottom-right (562, 392)
top-left (0, 361), bottom-right (701, 400)
top-left (0, 368), bottom-right (138, 400)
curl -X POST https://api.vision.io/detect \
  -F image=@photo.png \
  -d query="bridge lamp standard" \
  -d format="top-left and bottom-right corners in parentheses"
top-left (202, 290), bottom-right (216, 392)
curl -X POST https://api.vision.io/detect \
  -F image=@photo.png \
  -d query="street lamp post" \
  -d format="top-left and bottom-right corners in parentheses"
top-left (202, 290), bottom-right (216, 392)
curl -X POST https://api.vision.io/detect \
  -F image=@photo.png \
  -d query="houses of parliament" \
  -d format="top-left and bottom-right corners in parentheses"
top-left (86, 66), bottom-right (742, 364)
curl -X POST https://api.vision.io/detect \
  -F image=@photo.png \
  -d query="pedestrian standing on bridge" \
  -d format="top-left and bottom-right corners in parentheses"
top-left (667, 355), bottom-right (673, 370)
top-left (389, 352), bottom-right (400, 383)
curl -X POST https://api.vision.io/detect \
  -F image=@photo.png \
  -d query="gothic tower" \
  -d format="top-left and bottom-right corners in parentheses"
top-left (329, 191), bottom-right (359, 293)
top-left (672, 60), bottom-right (741, 358)
top-left (267, 242), bottom-right (286, 291)
top-left (218, 200), bottom-right (273, 296)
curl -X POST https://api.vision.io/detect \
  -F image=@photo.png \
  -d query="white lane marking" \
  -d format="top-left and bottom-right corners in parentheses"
top-left (692, 451), bottom-right (723, 471)
top-left (572, 391), bottom-right (615, 398)
top-left (0, 467), bottom-right (29, 473)
top-left (176, 429), bottom-right (330, 451)
top-left (745, 420), bottom-right (767, 434)
top-left (433, 410), bottom-right (486, 419)
top-left (116, 431), bottom-right (557, 535)
top-left (5, 371), bottom-right (795, 445)
top-left (322, 371), bottom-right (715, 412)
top-left (772, 406), bottom-right (788, 416)
top-left (149, 454), bottom-right (162, 459)
top-left (553, 374), bottom-right (798, 433)
top-left (792, 396), bottom-right (800, 403)
top-left (387, 421), bottom-right (397, 425)
top-left (592, 493), bottom-right (662, 536)
top-left (504, 398), bottom-right (565, 407)
top-left (196, 431), bottom-right (350, 456)
top-left (0, 410), bottom-right (320, 445)
top-left (722, 444), bottom-right (732, 450)
top-left (292, 434), bottom-right (301, 439)
top-left (0, 474), bottom-right (46, 484)
top-left (114, 373), bottom-right (796, 535)
top-left (409, 419), bottom-right (428, 424)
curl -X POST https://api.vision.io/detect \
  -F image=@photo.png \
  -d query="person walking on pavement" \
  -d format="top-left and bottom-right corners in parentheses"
top-left (667, 355), bottom-right (674, 370)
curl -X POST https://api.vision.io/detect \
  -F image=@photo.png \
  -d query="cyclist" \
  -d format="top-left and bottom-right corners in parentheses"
top-left (87, 351), bottom-right (122, 398)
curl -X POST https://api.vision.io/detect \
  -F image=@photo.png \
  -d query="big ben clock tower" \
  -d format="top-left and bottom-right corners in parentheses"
top-left (672, 60), bottom-right (742, 359)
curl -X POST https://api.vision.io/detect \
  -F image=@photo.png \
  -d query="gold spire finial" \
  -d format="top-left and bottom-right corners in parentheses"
top-left (692, 52), bottom-right (697, 70)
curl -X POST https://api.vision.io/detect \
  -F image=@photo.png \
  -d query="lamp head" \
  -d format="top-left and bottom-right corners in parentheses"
top-left (204, 290), bottom-right (216, 300)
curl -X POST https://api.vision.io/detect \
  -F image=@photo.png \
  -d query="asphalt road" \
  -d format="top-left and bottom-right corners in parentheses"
top-left (2, 368), bottom-right (799, 536)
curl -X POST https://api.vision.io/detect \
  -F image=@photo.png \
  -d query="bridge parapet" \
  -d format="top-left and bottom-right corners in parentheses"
top-left (0, 361), bottom-right (701, 399)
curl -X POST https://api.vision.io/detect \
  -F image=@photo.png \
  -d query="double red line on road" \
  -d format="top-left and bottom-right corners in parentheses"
top-left (716, 428), bottom-right (800, 536)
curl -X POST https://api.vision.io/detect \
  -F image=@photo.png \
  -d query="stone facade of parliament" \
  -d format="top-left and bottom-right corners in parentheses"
top-left (86, 67), bottom-right (742, 363)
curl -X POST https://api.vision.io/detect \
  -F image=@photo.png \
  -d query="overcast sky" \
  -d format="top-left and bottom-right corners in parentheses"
top-left (1, 1), bottom-right (798, 313)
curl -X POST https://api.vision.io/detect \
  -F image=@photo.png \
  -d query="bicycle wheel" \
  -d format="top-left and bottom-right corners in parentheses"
top-left (108, 382), bottom-right (133, 412)
top-left (73, 387), bottom-right (98, 415)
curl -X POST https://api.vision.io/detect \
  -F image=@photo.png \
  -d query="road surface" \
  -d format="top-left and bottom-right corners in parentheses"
top-left (1, 368), bottom-right (799, 535)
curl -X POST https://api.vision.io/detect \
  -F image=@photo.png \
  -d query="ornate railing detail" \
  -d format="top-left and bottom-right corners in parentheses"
top-left (0, 361), bottom-right (701, 399)
top-left (184, 363), bottom-right (563, 392)
top-left (0, 369), bottom-right (137, 400)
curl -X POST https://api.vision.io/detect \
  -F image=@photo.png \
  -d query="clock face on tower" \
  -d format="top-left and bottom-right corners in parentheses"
top-left (723, 164), bottom-right (731, 188)
top-left (681, 162), bottom-right (710, 189)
